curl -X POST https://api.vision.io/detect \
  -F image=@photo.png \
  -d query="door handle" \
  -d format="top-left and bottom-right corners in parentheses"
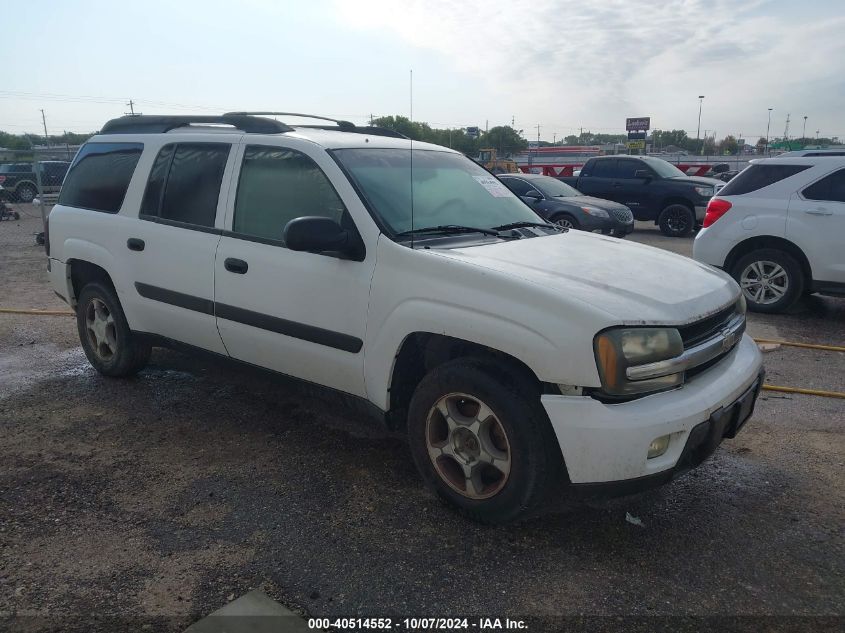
top-left (804, 208), bottom-right (833, 216)
top-left (224, 258), bottom-right (248, 274)
top-left (127, 238), bottom-right (145, 251)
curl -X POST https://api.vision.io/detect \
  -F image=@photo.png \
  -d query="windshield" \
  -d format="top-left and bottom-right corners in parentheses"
top-left (333, 148), bottom-right (542, 235)
top-left (533, 176), bottom-right (581, 197)
top-left (643, 157), bottom-right (687, 179)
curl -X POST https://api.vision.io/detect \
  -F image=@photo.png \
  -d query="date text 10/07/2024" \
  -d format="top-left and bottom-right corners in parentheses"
top-left (307, 618), bottom-right (528, 630)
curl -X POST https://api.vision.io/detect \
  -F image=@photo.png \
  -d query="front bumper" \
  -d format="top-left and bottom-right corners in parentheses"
top-left (541, 333), bottom-right (763, 485)
top-left (694, 204), bottom-right (707, 222)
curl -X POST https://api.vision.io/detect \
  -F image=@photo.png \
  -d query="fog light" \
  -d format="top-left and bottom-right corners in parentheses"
top-left (648, 434), bottom-right (671, 459)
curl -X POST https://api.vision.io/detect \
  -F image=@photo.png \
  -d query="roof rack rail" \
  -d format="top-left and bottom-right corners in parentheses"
top-left (100, 115), bottom-right (293, 135)
top-left (295, 124), bottom-right (409, 139)
top-left (225, 111), bottom-right (356, 130)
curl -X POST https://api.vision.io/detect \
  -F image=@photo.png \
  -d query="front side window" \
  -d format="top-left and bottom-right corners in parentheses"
top-left (58, 142), bottom-right (143, 213)
top-left (802, 169), bottom-right (845, 203)
top-left (719, 164), bottom-right (811, 196)
top-left (333, 148), bottom-right (542, 235)
top-left (233, 146), bottom-right (346, 243)
top-left (616, 159), bottom-right (645, 179)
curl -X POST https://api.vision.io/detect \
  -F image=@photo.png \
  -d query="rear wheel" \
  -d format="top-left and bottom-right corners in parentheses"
top-left (407, 358), bottom-right (562, 524)
top-left (552, 213), bottom-right (579, 230)
top-left (732, 248), bottom-right (804, 313)
top-left (658, 203), bottom-right (694, 237)
top-left (76, 282), bottom-right (151, 376)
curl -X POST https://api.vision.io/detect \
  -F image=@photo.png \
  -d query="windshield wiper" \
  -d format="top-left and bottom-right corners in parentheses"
top-left (395, 224), bottom-right (503, 238)
top-left (491, 221), bottom-right (558, 231)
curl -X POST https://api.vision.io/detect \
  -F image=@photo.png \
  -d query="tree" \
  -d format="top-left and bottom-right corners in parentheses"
top-left (479, 126), bottom-right (527, 155)
top-left (718, 135), bottom-right (738, 156)
top-left (563, 135), bottom-right (579, 145)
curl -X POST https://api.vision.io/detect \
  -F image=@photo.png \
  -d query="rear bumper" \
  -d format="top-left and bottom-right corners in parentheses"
top-left (541, 334), bottom-right (763, 484)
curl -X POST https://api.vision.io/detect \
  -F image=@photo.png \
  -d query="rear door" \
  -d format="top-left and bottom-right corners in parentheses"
top-left (125, 139), bottom-right (237, 354)
top-left (788, 166), bottom-right (845, 285)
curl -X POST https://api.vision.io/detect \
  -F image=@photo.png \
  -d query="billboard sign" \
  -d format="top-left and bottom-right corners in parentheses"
top-left (626, 117), bottom-right (651, 132)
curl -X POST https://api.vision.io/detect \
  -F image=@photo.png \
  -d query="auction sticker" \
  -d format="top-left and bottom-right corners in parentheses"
top-left (472, 175), bottom-right (512, 197)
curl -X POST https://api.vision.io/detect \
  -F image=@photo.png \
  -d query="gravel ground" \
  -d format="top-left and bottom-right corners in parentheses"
top-left (1, 210), bottom-right (843, 632)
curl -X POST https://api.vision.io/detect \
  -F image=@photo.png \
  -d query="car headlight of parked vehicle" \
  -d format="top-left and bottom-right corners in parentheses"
top-left (594, 327), bottom-right (684, 396)
top-left (694, 185), bottom-right (715, 197)
top-left (581, 206), bottom-right (609, 218)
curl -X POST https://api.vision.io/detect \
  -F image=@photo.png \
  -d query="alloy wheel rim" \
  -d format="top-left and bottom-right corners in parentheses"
top-left (740, 260), bottom-right (789, 305)
top-left (555, 217), bottom-right (574, 229)
top-left (85, 297), bottom-right (117, 360)
top-left (666, 207), bottom-right (689, 233)
top-left (425, 393), bottom-right (511, 500)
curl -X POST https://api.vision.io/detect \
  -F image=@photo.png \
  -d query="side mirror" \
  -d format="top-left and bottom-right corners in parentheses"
top-left (525, 190), bottom-right (543, 201)
top-left (284, 216), bottom-right (362, 259)
top-left (634, 170), bottom-right (652, 181)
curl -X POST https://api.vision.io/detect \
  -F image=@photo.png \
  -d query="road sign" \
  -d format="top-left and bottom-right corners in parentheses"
top-left (627, 140), bottom-right (645, 149)
top-left (466, 126), bottom-right (480, 139)
top-left (626, 117), bottom-right (651, 132)
top-left (627, 131), bottom-right (646, 140)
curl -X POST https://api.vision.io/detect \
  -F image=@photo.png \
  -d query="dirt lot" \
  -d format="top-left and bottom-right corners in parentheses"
top-left (1, 210), bottom-right (843, 631)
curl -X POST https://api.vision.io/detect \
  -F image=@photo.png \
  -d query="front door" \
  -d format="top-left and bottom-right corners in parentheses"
top-left (214, 142), bottom-right (375, 397)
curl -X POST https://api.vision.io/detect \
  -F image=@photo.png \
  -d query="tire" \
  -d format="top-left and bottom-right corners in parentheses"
top-left (76, 282), bottom-right (151, 376)
top-left (13, 211), bottom-right (20, 220)
top-left (732, 249), bottom-right (804, 314)
top-left (658, 203), bottom-right (694, 237)
top-left (407, 358), bottom-right (563, 524)
top-left (552, 213), bottom-right (579, 230)
top-left (15, 183), bottom-right (37, 203)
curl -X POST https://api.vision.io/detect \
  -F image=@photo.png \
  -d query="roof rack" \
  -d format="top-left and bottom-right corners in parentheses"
top-left (100, 115), bottom-right (293, 135)
top-left (224, 112), bottom-right (409, 139)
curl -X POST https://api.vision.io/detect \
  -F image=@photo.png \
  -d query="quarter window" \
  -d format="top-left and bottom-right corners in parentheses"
top-left (802, 169), bottom-right (845, 203)
top-left (58, 142), bottom-right (143, 213)
top-left (233, 146), bottom-right (346, 243)
top-left (719, 164), bottom-right (810, 196)
top-left (159, 144), bottom-right (229, 227)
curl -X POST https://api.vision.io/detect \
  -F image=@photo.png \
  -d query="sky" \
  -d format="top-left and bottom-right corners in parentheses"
top-left (3, 0), bottom-right (844, 142)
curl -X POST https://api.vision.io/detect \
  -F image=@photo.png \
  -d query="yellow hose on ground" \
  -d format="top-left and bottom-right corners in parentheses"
top-left (752, 338), bottom-right (845, 353)
top-left (0, 308), bottom-right (74, 316)
top-left (762, 385), bottom-right (845, 399)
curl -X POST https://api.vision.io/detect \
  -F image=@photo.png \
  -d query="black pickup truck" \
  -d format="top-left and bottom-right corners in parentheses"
top-left (558, 155), bottom-right (723, 237)
top-left (0, 161), bottom-right (70, 203)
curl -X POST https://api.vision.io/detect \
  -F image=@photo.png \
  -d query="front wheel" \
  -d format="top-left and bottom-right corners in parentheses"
top-left (552, 213), bottom-right (579, 230)
top-left (658, 204), bottom-right (694, 237)
top-left (732, 249), bottom-right (804, 313)
top-left (76, 282), bottom-right (151, 376)
top-left (16, 183), bottom-right (37, 203)
top-left (407, 358), bottom-right (562, 524)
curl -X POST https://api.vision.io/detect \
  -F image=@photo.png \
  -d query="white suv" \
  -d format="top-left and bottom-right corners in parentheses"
top-left (694, 157), bottom-right (845, 313)
top-left (46, 113), bottom-right (764, 523)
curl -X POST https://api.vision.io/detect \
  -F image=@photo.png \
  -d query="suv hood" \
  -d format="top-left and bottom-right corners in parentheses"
top-left (436, 231), bottom-right (738, 324)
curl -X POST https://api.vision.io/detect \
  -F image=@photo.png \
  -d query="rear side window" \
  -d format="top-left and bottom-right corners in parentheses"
top-left (589, 160), bottom-right (616, 178)
top-left (233, 145), bottom-right (345, 243)
top-left (140, 143), bottom-right (230, 227)
top-left (802, 169), bottom-right (845, 203)
top-left (719, 164), bottom-right (810, 196)
top-left (58, 143), bottom-right (143, 213)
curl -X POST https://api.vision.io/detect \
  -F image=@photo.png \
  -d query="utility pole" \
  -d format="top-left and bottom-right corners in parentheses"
top-left (783, 113), bottom-right (790, 143)
top-left (40, 109), bottom-right (48, 145)
top-left (553, 133), bottom-right (556, 145)
top-left (766, 108), bottom-right (773, 155)
top-left (369, 113), bottom-right (374, 125)
top-left (536, 124), bottom-right (540, 144)
top-left (126, 100), bottom-right (136, 115)
top-left (802, 116), bottom-right (807, 141)
top-left (511, 115), bottom-right (515, 127)
top-left (696, 95), bottom-right (704, 140)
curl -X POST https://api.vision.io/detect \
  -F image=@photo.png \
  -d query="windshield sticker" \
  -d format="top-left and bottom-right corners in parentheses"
top-left (472, 175), bottom-right (512, 197)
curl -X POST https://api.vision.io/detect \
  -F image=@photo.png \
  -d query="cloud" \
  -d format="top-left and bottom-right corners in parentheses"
top-left (336, 0), bottom-right (845, 138)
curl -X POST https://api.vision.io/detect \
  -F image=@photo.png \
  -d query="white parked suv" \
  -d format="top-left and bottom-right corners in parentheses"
top-left (694, 156), bottom-right (845, 313)
top-left (46, 113), bottom-right (764, 523)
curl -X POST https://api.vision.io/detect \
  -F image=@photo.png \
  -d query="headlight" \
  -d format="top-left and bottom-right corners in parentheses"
top-left (737, 294), bottom-right (746, 316)
top-left (594, 328), bottom-right (684, 396)
top-left (694, 186), bottom-right (715, 197)
top-left (581, 206), bottom-right (609, 218)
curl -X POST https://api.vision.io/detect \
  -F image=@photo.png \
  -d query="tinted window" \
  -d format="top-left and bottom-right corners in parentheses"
top-left (13, 164), bottom-right (31, 173)
top-left (500, 177), bottom-right (532, 196)
top-left (719, 164), bottom-right (811, 196)
top-left (158, 144), bottom-right (229, 227)
top-left (802, 169), bottom-right (845, 203)
top-left (59, 143), bottom-right (143, 213)
top-left (233, 146), bottom-right (346, 242)
top-left (617, 159), bottom-right (645, 179)
top-left (140, 145), bottom-right (175, 216)
top-left (590, 159), bottom-right (616, 178)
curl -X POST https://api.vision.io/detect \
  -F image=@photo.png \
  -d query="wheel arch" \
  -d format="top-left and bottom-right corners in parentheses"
top-left (384, 332), bottom-right (544, 432)
top-left (67, 259), bottom-right (116, 308)
top-left (656, 196), bottom-right (695, 224)
top-left (723, 235), bottom-right (813, 284)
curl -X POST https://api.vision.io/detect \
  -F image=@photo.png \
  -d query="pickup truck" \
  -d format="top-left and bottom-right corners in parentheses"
top-left (0, 161), bottom-right (70, 203)
top-left (558, 156), bottom-right (724, 237)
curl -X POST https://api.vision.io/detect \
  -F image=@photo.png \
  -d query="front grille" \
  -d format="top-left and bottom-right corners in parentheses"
top-left (676, 302), bottom-right (738, 348)
top-left (609, 207), bottom-right (633, 222)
